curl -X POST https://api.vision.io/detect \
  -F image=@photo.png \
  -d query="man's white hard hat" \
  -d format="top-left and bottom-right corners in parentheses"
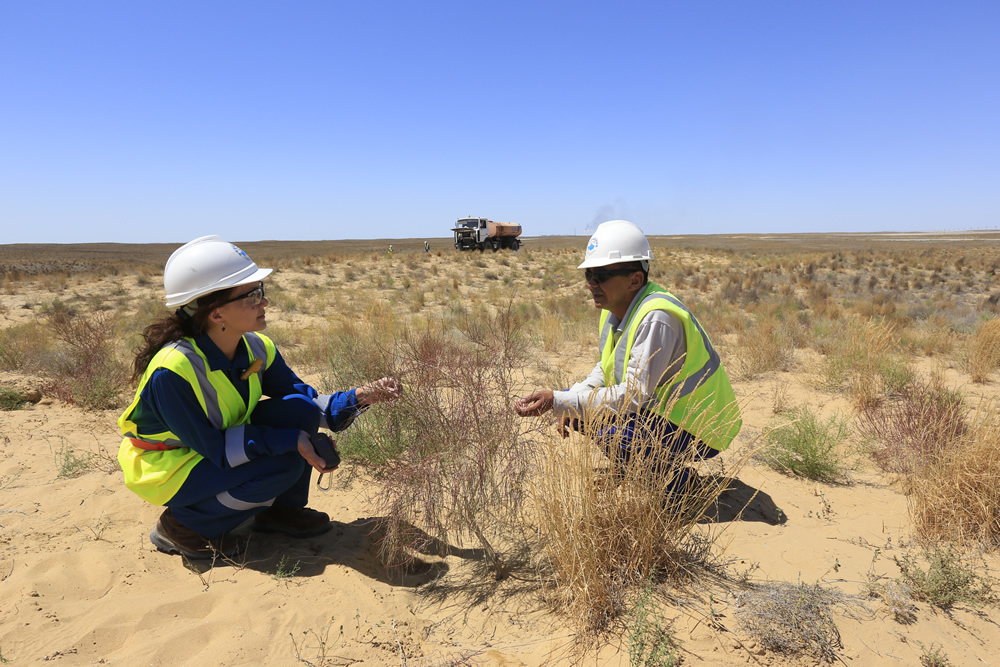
top-left (577, 220), bottom-right (653, 269)
top-left (163, 235), bottom-right (272, 308)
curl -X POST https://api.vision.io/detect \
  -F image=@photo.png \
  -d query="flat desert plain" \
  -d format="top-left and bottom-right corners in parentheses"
top-left (2, 232), bottom-right (1000, 666)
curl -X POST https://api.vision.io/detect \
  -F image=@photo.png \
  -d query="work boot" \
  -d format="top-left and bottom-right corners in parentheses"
top-left (149, 508), bottom-right (243, 560)
top-left (253, 505), bottom-right (331, 538)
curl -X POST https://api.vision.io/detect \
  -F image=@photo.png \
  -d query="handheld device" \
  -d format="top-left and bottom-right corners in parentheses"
top-left (310, 432), bottom-right (340, 471)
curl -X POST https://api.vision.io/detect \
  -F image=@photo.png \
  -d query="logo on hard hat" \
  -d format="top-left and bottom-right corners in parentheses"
top-left (231, 244), bottom-right (249, 260)
top-left (587, 237), bottom-right (599, 253)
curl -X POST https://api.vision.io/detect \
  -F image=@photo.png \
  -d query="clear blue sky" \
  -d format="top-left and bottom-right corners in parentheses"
top-left (2, 1), bottom-right (998, 244)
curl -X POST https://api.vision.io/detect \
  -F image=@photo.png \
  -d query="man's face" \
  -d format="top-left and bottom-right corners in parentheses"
top-left (584, 265), bottom-right (641, 314)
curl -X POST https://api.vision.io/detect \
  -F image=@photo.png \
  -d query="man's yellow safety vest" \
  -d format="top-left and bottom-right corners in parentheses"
top-left (117, 333), bottom-right (277, 505)
top-left (598, 282), bottom-right (741, 451)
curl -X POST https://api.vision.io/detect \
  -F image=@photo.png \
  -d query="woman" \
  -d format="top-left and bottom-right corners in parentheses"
top-left (118, 235), bottom-right (401, 560)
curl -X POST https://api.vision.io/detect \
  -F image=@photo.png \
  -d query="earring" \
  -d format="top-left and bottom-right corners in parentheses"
top-left (221, 322), bottom-right (226, 332)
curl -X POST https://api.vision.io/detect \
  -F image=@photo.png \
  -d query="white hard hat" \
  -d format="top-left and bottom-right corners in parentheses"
top-left (163, 235), bottom-right (272, 308)
top-left (577, 220), bottom-right (653, 269)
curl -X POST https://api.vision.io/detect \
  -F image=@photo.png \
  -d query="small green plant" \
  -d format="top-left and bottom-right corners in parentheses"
top-left (56, 445), bottom-right (95, 479)
top-left (290, 615), bottom-right (343, 666)
top-left (893, 546), bottom-right (996, 610)
top-left (273, 555), bottom-right (302, 580)
top-left (758, 407), bottom-right (849, 482)
top-left (919, 642), bottom-right (952, 667)
top-left (628, 582), bottom-right (681, 666)
top-left (0, 472), bottom-right (20, 490)
top-left (0, 387), bottom-right (27, 410)
top-left (864, 549), bottom-right (917, 624)
top-left (78, 514), bottom-right (112, 541)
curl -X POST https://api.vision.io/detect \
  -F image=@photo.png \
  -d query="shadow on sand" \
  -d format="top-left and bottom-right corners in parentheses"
top-left (182, 517), bottom-right (487, 588)
top-left (698, 475), bottom-right (787, 525)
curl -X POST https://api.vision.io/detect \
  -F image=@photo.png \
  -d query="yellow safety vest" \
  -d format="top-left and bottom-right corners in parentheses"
top-left (599, 282), bottom-right (741, 451)
top-left (117, 333), bottom-right (277, 505)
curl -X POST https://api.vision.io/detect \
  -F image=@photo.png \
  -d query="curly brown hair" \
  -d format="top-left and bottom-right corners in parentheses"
top-left (130, 288), bottom-right (236, 384)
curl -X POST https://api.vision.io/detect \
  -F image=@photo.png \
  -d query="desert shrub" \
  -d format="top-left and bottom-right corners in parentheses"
top-left (919, 643), bottom-right (952, 667)
top-left (893, 546), bottom-right (996, 610)
top-left (0, 387), bottom-right (28, 410)
top-left (327, 299), bottom-right (536, 578)
top-left (0, 321), bottom-right (54, 372)
top-left (856, 375), bottom-right (967, 476)
top-left (56, 444), bottom-right (95, 479)
top-left (697, 297), bottom-right (746, 336)
top-left (863, 576), bottom-right (917, 624)
top-left (44, 310), bottom-right (130, 410)
top-left (757, 407), bottom-right (849, 483)
top-left (903, 315), bottom-right (956, 357)
top-left (407, 288), bottom-right (425, 312)
top-left (735, 581), bottom-right (866, 663)
top-left (962, 317), bottom-right (1000, 383)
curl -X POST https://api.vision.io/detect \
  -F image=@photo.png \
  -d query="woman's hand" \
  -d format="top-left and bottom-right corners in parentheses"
top-left (356, 377), bottom-right (402, 406)
top-left (514, 390), bottom-right (554, 417)
top-left (297, 430), bottom-right (331, 473)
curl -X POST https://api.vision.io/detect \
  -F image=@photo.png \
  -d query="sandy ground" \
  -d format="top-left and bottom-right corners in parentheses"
top-left (3, 241), bottom-right (1000, 666)
top-left (4, 364), bottom-right (1000, 666)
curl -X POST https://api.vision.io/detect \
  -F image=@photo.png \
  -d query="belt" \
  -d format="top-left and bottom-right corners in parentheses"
top-left (130, 438), bottom-right (182, 451)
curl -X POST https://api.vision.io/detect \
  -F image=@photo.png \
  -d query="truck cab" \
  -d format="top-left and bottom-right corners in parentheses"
top-left (452, 217), bottom-right (522, 252)
top-left (452, 218), bottom-right (489, 250)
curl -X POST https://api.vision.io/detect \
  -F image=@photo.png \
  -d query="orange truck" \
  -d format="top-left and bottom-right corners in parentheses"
top-left (451, 217), bottom-right (522, 251)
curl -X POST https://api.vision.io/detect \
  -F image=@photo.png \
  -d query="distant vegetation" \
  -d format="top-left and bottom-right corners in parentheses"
top-left (3, 231), bottom-right (999, 662)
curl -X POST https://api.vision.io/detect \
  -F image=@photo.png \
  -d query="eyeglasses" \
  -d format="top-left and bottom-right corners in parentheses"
top-left (220, 283), bottom-right (265, 308)
top-left (584, 268), bottom-right (637, 284)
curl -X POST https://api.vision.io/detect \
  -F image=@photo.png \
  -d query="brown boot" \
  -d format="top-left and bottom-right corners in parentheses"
top-left (149, 508), bottom-right (243, 560)
top-left (253, 505), bottom-right (331, 538)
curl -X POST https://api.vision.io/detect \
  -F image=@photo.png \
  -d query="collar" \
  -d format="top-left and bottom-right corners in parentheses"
top-left (193, 333), bottom-right (250, 372)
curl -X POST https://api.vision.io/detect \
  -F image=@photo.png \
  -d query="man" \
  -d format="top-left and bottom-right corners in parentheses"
top-left (514, 220), bottom-right (740, 490)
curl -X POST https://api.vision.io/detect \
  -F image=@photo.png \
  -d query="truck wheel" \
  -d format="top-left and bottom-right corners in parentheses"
top-left (490, 239), bottom-right (499, 252)
top-left (511, 239), bottom-right (520, 251)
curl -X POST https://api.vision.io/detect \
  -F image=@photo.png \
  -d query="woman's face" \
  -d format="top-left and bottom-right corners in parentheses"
top-left (214, 282), bottom-right (269, 334)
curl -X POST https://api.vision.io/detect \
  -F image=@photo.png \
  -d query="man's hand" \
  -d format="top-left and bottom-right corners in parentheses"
top-left (514, 390), bottom-right (554, 417)
top-left (357, 377), bottom-right (403, 406)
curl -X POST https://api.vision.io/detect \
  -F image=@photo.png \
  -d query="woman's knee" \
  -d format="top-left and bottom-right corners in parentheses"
top-left (269, 451), bottom-right (306, 486)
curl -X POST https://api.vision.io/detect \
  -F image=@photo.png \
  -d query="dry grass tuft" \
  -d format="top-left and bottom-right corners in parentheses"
top-left (859, 373), bottom-right (1000, 546)
top-left (732, 317), bottom-right (796, 380)
top-left (735, 581), bottom-right (868, 663)
top-left (530, 397), bottom-right (749, 633)
top-left (856, 374), bottom-right (967, 476)
top-left (906, 398), bottom-right (1000, 546)
top-left (963, 317), bottom-right (1000, 383)
top-left (819, 317), bottom-right (911, 410)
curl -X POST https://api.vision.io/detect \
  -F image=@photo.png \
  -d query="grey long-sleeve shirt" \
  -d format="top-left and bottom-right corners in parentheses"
top-left (552, 291), bottom-right (686, 419)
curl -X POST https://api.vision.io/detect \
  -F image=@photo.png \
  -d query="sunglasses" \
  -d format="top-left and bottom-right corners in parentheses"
top-left (584, 268), bottom-right (638, 284)
top-left (220, 282), bottom-right (265, 308)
